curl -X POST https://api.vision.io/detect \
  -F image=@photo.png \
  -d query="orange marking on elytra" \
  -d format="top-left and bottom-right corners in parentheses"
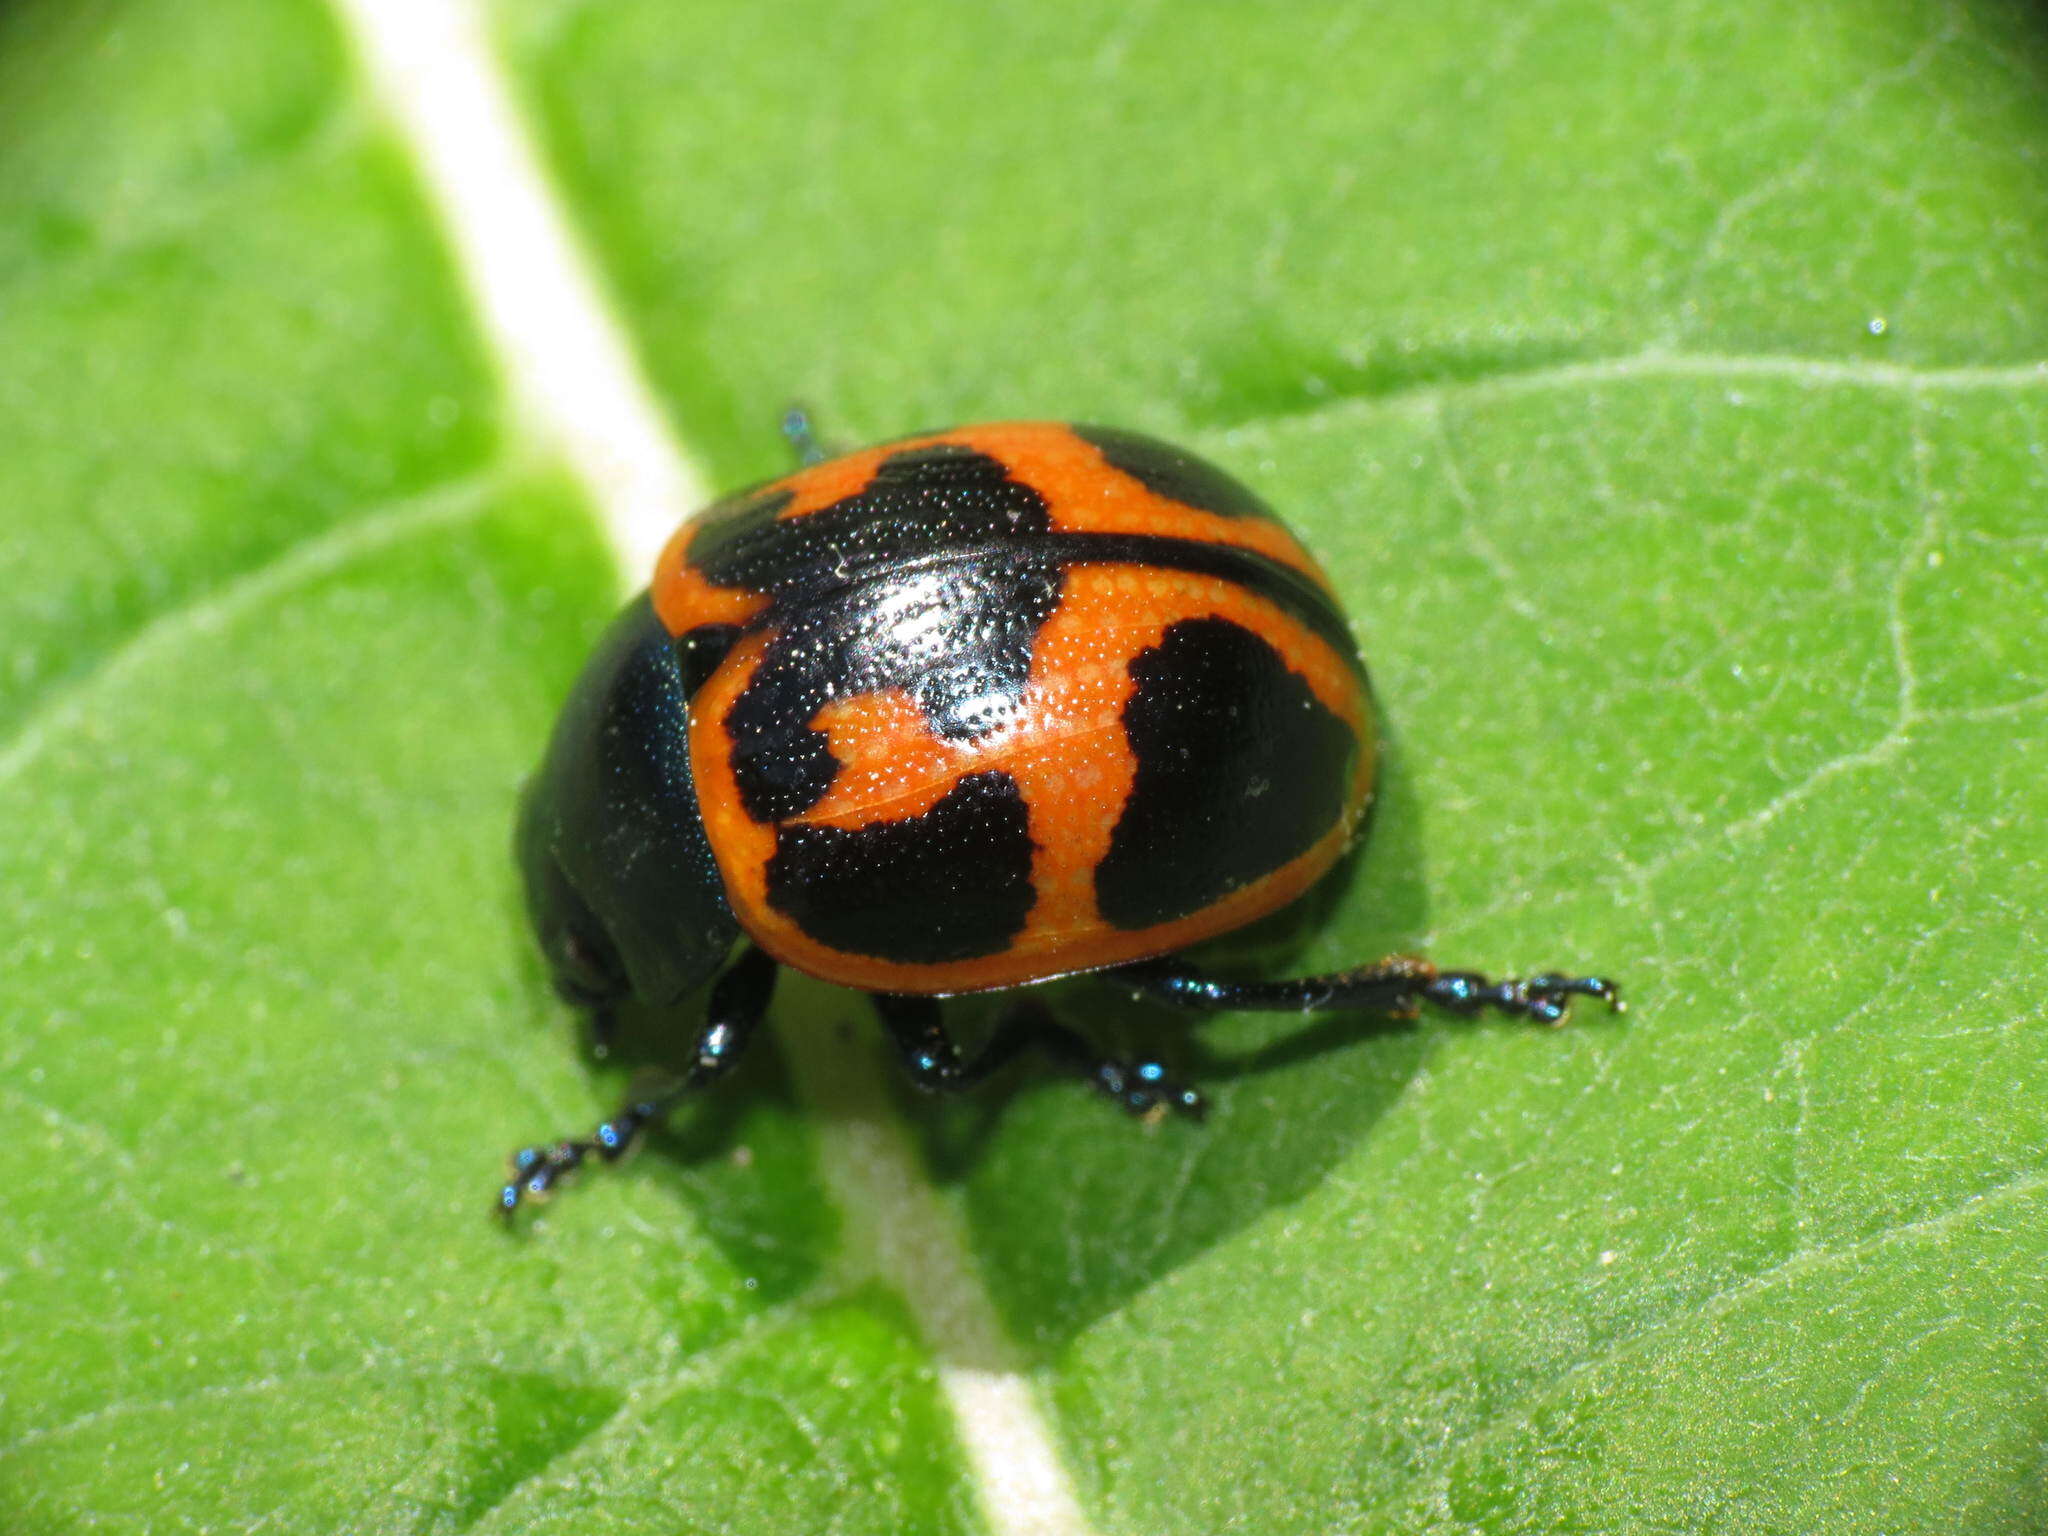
top-left (650, 522), bottom-right (769, 637)
top-left (794, 689), bottom-right (987, 829)
top-left (771, 446), bottom-right (898, 519)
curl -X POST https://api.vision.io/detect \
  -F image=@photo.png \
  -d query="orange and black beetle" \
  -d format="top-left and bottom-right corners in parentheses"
top-left (505, 422), bottom-right (1618, 1211)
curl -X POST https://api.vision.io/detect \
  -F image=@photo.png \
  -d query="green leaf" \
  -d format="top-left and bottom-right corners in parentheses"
top-left (4, 0), bottom-right (2045, 1531)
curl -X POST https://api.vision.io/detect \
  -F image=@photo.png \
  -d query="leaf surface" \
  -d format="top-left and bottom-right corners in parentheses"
top-left (4, 0), bottom-right (2045, 1531)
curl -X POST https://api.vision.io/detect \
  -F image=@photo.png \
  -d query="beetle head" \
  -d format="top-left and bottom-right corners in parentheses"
top-left (518, 593), bottom-right (740, 1010)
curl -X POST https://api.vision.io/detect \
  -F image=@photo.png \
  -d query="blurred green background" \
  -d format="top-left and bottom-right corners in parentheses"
top-left (2, 0), bottom-right (2045, 1530)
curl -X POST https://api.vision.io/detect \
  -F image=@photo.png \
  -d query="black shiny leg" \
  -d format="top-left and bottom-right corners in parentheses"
top-left (873, 994), bottom-right (1206, 1120)
top-left (498, 946), bottom-right (779, 1216)
top-left (1113, 955), bottom-right (1623, 1027)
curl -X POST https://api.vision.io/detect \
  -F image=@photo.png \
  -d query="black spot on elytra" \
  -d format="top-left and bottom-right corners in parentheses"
top-left (696, 446), bottom-right (1062, 823)
top-left (690, 484), bottom-right (796, 542)
top-left (766, 770), bottom-right (1036, 963)
top-left (1096, 617), bottom-right (1355, 930)
top-left (1071, 425), bottom-right (1276, 521)
top-left (678, 624), bottom-right (741, 697)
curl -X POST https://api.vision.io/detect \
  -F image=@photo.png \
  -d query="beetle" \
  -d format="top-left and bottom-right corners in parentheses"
top-left (504, 420), bottom-right (1618, 1211)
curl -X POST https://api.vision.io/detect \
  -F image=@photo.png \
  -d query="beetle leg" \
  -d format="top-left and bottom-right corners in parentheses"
top-left (780, 405), bottom-right (828, 466)
top-left (585, 1003), bottom-right (619, 1060)
top-left (498, 945), bottom-right (779, 1216)
top-left (873, 994), bottom-right (1205, 1120)
top-left (1114, 956), bottom-right (1623, 1026)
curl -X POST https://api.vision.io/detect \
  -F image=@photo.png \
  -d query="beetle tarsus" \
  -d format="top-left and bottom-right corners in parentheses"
top-left (1421, 969), bottom-right (1623, 1025)
top-left (1093, 1056), bottom-right (1206, 1120)
top-left (497, 1099), bottom-right (662, 1215)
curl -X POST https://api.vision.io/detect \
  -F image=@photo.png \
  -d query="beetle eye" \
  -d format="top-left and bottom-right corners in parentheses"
top-left (551, 928), bottom-right (625, 1007)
